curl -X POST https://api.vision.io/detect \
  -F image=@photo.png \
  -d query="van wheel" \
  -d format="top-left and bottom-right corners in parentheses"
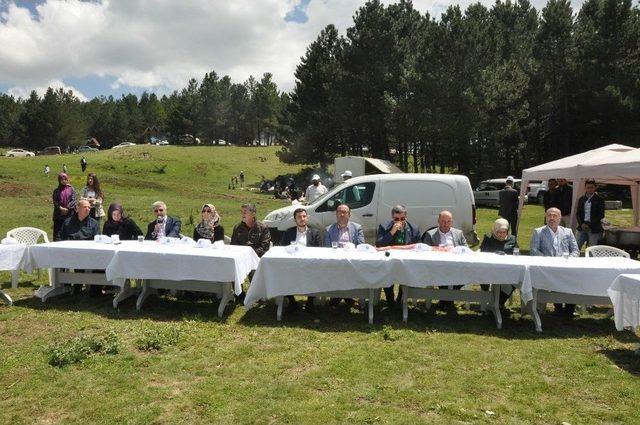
top-left (8, 154), bottom-right (13, 157)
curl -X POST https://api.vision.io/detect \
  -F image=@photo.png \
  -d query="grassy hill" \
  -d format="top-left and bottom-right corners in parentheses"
top-left (1, 146), bottom-right (639, 424)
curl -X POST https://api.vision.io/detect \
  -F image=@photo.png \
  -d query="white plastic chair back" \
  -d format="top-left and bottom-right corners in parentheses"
top-left (6, 227), bottom-right (49, 245)
top-left (7, 227), bottom-right (49, 288)
top-left (585, 245), bottom-right (630, 259)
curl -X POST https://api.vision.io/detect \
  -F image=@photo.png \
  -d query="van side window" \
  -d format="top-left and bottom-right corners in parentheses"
top-left (317, 182), bottom-right (376, 212)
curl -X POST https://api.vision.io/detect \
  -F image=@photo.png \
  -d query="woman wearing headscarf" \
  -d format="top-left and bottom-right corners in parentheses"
top-left (81, 173), bottom-right (105, 224)
top-left (102, 203), bottom-right (143, 240)
top-left (480, 218), bottom-right (519, 310)
top-left (52, 173), bottom-right (77, 241)
top-left (193, 204), bottom-right (224, 242)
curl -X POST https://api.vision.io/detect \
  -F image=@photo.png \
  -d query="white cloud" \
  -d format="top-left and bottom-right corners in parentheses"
top-left (0, 0), bottom-right (585, 98)
top-left (7, 79), bottom-right (88, 101)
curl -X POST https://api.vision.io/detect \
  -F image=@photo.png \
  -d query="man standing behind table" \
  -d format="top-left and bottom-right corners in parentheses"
top-left (376, 205), bottom-right (421, 307)
top-left (280, 208), bottom-right (321, 312)
top-left (557, 178), bottom-right (573, 226)
top-left (499, 176), bottom-right (519, 236)
top-left (305, 174), bottom-right (328, 203)
top-left (421, 210), bottom-right (468, 310)
top-left (58, 198), bottom-right (100, 241)
top-left (231, 203), bottom-right (271, 302)
top-left (576, 180), bottom-right (605, 250)
top-left (145, 201), bottom-right (182, 240)
top-left (530, 207), bottom-right (580, 317)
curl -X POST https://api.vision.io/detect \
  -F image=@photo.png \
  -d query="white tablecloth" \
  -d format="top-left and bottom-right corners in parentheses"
top-left (105, 242), bottom-right (259, 295)
top-left (608, 274), bottom-right (640, 331)
top-left (245, 247), bottom-right (531, 307)
top-left (0, 244), bottom-right (28, 271)
top-left (28, 241), bottom-right (119, 271)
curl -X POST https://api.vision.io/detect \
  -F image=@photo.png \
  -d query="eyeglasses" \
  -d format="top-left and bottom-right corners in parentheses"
top-left (393, 217), bottom-right (406, 222)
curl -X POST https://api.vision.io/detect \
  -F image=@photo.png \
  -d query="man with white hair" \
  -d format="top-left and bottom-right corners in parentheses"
top-left (145, 201), bottom-right (182, 240)
top-left (305, 174), bottom-right (327, 203)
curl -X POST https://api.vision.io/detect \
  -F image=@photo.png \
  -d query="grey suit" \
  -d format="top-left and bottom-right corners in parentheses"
top-left (324, 221), bottom-right (365, 247)
top-left (422, 227), bottom-right (468, 247)
top-left (530, 225), bottom-right (579, 257)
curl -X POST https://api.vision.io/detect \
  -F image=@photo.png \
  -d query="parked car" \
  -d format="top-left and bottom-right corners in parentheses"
top-left (112, 142), bottom-right (136, 149)
top-left (264, 173), bottom-right (479, 245)
top-left (527, 180), bottom-right (548, 204)
top-left (75, 146), bottom-right (98, 153)
top-left (5, 148), bottom-right (35, 157)
top-left (155, 140), bottom-right (169, 146)
top-left (473, 178), bottom-right (526, 207)
top-left (36, 146), bottom-right (62, 156)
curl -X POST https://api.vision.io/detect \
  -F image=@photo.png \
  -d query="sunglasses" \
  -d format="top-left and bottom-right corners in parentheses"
top-left (393, 217), bottom-right (406, 222)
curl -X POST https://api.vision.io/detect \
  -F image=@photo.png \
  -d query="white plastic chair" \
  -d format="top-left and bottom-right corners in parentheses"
top-left (7, 227), bottom-right (49, 288)
top-left (585, 245), bottom-right (630, 259)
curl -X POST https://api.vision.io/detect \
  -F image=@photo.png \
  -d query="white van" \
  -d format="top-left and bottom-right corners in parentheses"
top-left (264, 173), bottom-right (478, 245)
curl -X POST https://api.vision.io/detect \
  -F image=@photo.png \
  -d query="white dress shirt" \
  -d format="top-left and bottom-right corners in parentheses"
top-left (438, 230), bottom-right (455, 247)
top-left (295, 227), bottom-right (308, 246)
top-left (584, 195), bottom-right (593, 222)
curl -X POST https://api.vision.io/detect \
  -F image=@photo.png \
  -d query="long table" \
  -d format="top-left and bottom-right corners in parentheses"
top-left (245, 246), bottom-right (640, 330)
top-left (0, 244), bottom-right (28, 305)
top-left (28, 240), bottom-right (259, 315)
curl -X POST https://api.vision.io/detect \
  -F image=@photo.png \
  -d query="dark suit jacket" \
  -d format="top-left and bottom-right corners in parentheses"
top-left (557, 185), bottom-right (573, 216)
top-left (376, 220), bottom-right (421, 247)
top-left (280, 227), bottom-right (321, 247)
top-left (145, 216), bottom-right (182, 240)
top-left (499, 187), bottom-right (519, 219)
top-left (576, 193), bottom-right (605, 233)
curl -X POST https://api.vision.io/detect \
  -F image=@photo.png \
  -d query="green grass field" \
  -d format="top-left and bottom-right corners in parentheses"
top-left (1, 146), bottom-right (639, 424)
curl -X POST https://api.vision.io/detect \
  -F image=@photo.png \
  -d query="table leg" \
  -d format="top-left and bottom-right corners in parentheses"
top-left (0, 290), bottom-right (12, 306)
top-left (276, 296), bottom-right (284, 321)
top-left (491, 285), bottom-right (502, 329)
top-left (34, 268), bottom-right (71, 302)
top-left (368, 289), bottom-right (374, 324)
top-left (217, 283), bottom-right (232, 318)
top-left (136, 281), bottom-right (157, 311)
top-left (113, 279), bottom-right (138, 309)
top-left (530, 289), bottom-right (543, 332)
top-left (11, 270), bottom-right (18, 289)
top-left (402, 285), bottom-right (409, 323)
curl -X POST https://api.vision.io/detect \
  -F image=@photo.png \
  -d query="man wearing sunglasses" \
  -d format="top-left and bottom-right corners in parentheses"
top-left (376, 205), bottom-right (421, 306)
top-left (145, 201), bottom-right (182, 240)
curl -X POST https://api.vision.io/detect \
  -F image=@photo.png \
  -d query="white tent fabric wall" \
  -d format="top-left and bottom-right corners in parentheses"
top-left (517, 144), bottom-right (638, 234)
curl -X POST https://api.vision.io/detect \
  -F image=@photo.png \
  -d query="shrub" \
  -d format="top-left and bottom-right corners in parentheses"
top-left (47, 330), bottom-right (120, 367)
top-left (135, 326), bottom-right (181, 352)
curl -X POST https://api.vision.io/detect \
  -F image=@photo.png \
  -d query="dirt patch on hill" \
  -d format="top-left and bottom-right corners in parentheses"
top-left (0, 182), bottom-right (38, 197)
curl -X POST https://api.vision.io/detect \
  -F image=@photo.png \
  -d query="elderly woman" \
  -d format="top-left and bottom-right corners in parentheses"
top-left (193, 204), bottom-right (225, 242)
top-left (102, 203), bottom-right (143, 240)
top-left (52, 173), bottom-right (77, 241)
top-left (81, 173), bottom-right (105, 224)
top-left (480, 218), bottom-right (519, 310)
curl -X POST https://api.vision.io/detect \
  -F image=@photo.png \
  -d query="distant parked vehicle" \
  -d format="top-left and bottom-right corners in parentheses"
top-left (36, 146), bottom-right (62, 156)
top-left (473, 178), bottom-right (526, 207)
top-left (75, 146), bottom-right (99, 153)
top-left (176, 134), bottom-right (201, 145)
top-left (527, 180), bottom-right (548, 204)
top-left (155, 140), bottom-right (169, 146)
top-left (5, 148), bottom-right (35, 157)
top-left (112, 142), bottom-right (136, 149)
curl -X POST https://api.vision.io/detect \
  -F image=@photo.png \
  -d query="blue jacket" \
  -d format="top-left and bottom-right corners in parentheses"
top-left (376, 220), bottom-right (421, 247)
top-left (324, 221), bottom-right (365, 247)
top-left (145, 216), bottom-right (182, 240)
top-left (530, 225), bottom-right (579, 257)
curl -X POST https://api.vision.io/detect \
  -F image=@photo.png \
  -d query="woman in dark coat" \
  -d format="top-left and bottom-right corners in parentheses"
top-left (52, 173), bottom-right (77, 241)
top-left (193, 204), bottom-right (224, 242)
top-left (102, 203), bottom-right (143, 240)
top-left (480, 218), bottom-right (519, 309)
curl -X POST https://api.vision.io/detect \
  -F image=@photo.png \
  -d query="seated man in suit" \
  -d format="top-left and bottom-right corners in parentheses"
top-left (280, 208), bottom-right (321, 312)
top-left (145, 201), bottom-right (182, 240)
top-left (58, 198), bottom-right (100, 241)
top-left (576, 180), bottom-right (605, 249)
top-left (376, 205), bottom-right (421, 306)
top-left (324, 204), bottom-right (365, 307)
top-left (422, 210), bottom-right (468, 310)
top-left (324, 204), bottom-right (365, 247)
top-left (531, 207), bottom-right (580, 317)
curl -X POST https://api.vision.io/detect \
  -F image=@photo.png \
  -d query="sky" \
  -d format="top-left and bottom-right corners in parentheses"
top-left (0, 0), bottom-right (589, 101)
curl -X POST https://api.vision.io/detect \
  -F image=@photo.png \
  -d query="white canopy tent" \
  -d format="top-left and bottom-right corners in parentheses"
top-left (517, 144), bottom-right (638, 233)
